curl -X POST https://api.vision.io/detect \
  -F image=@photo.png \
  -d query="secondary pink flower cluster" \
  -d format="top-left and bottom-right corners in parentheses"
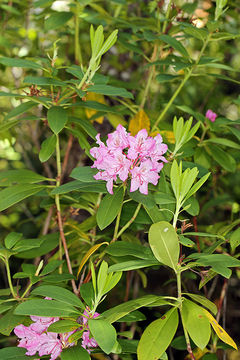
top-left (90, 125), bottom-right (168, 195)
top-left (14, 300), bottom-right (99, 359)
top-left (205, 109), bottom-right (217, 122)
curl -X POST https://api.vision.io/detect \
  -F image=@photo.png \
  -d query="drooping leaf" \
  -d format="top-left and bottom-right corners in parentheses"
top-left (203, 309), bottom-right (237, 350)
top-left (159, 34), bottom-right (189, 58)
top-left (0, 170), bottom-right (49, 187)
top-left (182, 299), bottom-right (211, 350)
top-left (183, 293), bottom-right (217, 315)
top-left (97, 186), bottom-right (125, 230)
top-left (77, 242), bottom-right (108, 278)
top-left (14, 299), bottom-right (80, 317)
top-left (149, 221), bottom-right (179, 271)
top-left (47, 106), bottom-right (68, 134)
top-left (31, 285), bottom-right (84, 309)
top-left (88, 319), bottom-right (116, 354)
top-left (137, 308), bottom-right (179, 360)
top-left (39, 135), bottom-right (56, 162)
top-left (0, 184), bottom-right (44, 212)
top-left (61, 344), bottom-right (90, 360)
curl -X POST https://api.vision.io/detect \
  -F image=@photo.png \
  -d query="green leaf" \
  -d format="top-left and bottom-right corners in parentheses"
top-left (51, 180), bottom-right (107, 194)
top-left (208, 145), bottom-right (236, 172)
top-left (61, 344), bottom-right (90, 360)
top-left (39, 135), bottom-right (56, 162)
top-left (149, 221), bottom-right (179, 271)
top-left (4, 232), bottom-right (22, 249)
top-left (88, 85), bottom-right (133, 99)
top-left (15, 299), bottom-right (80, 317)
top-left (108, 259), bottom-right (160, 272)
top-left (0, 307), bottom-right (26, 336)
top-left (0, 184), bottom-right (44, 212)
top-left (97, 186), bottom-right (124, 230)
top-left (184, 172), bottom-right (210, 201)
top-left (159, 34), bottom-right (189, 58)
top-left (0, 347), bottom-right (36, 360)
top-left (88, 319), bottom-right (116, 354)
top-left (44, 11), bottom-right (73, 31)
top-left (97, 29), bottom-right (118, 58)
top-left (24, 76), bottom-right (66, 87)
top-left (70, 166), bottom-right (98, 182)
top-left (0, 169), bottom-right (49, 187)
top-left (183, 25), bottom-right (208, 41)
top-left (137, 308), bottom-right (179, 360)
top-left (97, 260), bottom-right (109, 296)
top-left (47, 106), bottom-right (68, 134)
top-left (48, 319), bottom-right (80, 333)
top-left (183, 293), bottom-right (217, 315)
top-left (182, 299), bottom-right (211, 350)
top-left (203, 138), bottom-right (240, 150)
top-left (31, 285), bottom-right (84, 309)
top-left (105, 241), bottom-right (156, 260)
top-left (156, 74), bottom-right (179, 83)
top-left (5, 101), bottom-right (36, 121)
top-left (230, 227), bottom-right (240, 252)
top-left (183, 197), bottom-right (200, 216)
top-left (0, 57), bottom-right (42, 69)
top-left (16, 233), bottom-right (59, 259)
top-left (101, 295), bottom-right (160, 323)
top-left (215, 0), bottom-right (228, 20)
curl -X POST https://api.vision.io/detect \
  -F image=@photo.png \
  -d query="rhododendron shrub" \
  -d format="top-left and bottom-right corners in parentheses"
top-left (0, 1), bottom-right (239, 360)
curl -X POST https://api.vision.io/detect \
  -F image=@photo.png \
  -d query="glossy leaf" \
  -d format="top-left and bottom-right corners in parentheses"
top-left (39, 135), bottom-right (56, 162)
top-left (77, 242), bottom-right (108, 278)
top-left (183, 293), bottom-right (217, 315)
top-left (203, 309), bottom-right (237, 349)
top-left (61, 344), bottom-right (90, 360)
top-left (0, 184), bottom-right (44, 212)
top-left (0, 169), bottom-right (49, 186)
top-left (137, 308), bottom-right (179, 360)
top-left (70, 166), bottom-right (98, 182)
top-left (47, 106), bottom-right (68, 134)
top-left (88, 319), bottom-right (116, 354)
top-left (108, 259), bottom-right (160, 272)
top-left (159, 34), bottom-right (189, 58)
top-left (101, 295), bottom-right (161, 323)
top-left (14, 299), bottom-right (80, 317)
top-left (182, 299), bottom-right (211, 350)
top-left (208, 145), bottom-right (236, 172)
top-left (97, 186), bottom-right (124, 230)
top-left (0, 347), bottom-right (36, 360)
top-left (31, 285), bottom-right (84, 309)
top-left (47, 319), bottom-right (80, 333)
top-left (149, 221), bottom-right (179, 271)
top-left (105, 241), bottom-right (156, 260)
top-left (230, 227), bottom-right (240, 252)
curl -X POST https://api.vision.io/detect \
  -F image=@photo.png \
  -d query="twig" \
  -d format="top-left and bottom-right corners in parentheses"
top-left (62, 133), bottom-right (74, 179)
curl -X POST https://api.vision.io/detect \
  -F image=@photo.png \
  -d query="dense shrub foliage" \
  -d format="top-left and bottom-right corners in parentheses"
top-left (0, 0), bottom-right (240, 359)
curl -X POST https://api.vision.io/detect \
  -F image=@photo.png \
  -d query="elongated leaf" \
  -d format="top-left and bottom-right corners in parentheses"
top-left (137, 308), bottom-right (179, 360)
top-left (97, 29), bottom-right (118, 58)
top-left (16, 233), bottom-right (59, 259)
top-left (182, 299), bottom-right (211, 350)
top-left (183, 293), bottom-right (217, 315)
top-left (70, 166), bottom-right (98, 182)
top-left (5, 101), bottom-right (36, 121)
top-left (0, 57), bottom-right (42, 69)
top-left (51, 180), bottom-right (107, 194)
top-left (105, 241), bottom-right (156, 260)
top-left (0, 308), bottom-right (26, 336)
top-left (0, 184), bottom-right (44, 212)
top-left (0, 347), bottom-right (36, 360)
top-left (47, 106), bottom-right (68, 134)
top-left (4, 232), bottom-right (22, 249)
top-left (184, 172), bottom-right (210, 201)
top-left (230, 227), bottom-right (240, 252)
top-left (159, 34), bottom-right (189, 58)
top-left (77, 242), bottom-right (108, 278)
top-left (15, 299), bottom-right (80, 317)
top-left (156, 74), bottom-right (179, 83)
top-left (209, 145), bottom-right (236, 172)
top-left (108, 259), bottom-right (160, 272)
top-left (61, 344), bottom-right (90, 360)
top-left (88, 319), bottom-right (116, 354)
top-left (97, 186), bottom-right (124, 230)
top-left (204, 138), bottom-right (240, 150)
top-left (203, 309), bottom-right (237, 349)
top-left (24, 76), bottom-right (66, 87)
top-left (129, 109), bottom-right (150, 136)
top-left (44, 11), bottom-right (73, 31)
top-left (47, 319), bottom-right (80, 333)
top-left (39, 135), bottom-right (56, 162)
top-left (88, 85), bottom-right (133, 99)
top-left (149, 221), bottom-right (179, 271)
top-left (31, 285), bottom-right (84, 309)
top-left (101, 295), bottom-right (160, 323)
top-left (0, 170), bottom-right (49, 187)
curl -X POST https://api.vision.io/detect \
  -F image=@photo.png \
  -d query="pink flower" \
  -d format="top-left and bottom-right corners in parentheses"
top-left (82, 331), bottom-right (98, 353)
top-left (205, 109), bottom-right (217, 122)
top-left (130, 159), bottom-right (160, 195)
top-left (14, 324), bottom-right (43, 356)
top-left (90, 126), bottom-right (168, 195)
top-left (38, 332), bottom-right (62, 360)
top-left (30, 315), bottom-right (59, 334)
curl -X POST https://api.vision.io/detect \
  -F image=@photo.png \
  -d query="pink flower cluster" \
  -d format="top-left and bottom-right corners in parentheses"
top-left (14, 300), bottom-right (99, 359)
top-left (205, 109), bottom-right (217, 122)
top-left (90, 125), bottom-right (168, 195)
